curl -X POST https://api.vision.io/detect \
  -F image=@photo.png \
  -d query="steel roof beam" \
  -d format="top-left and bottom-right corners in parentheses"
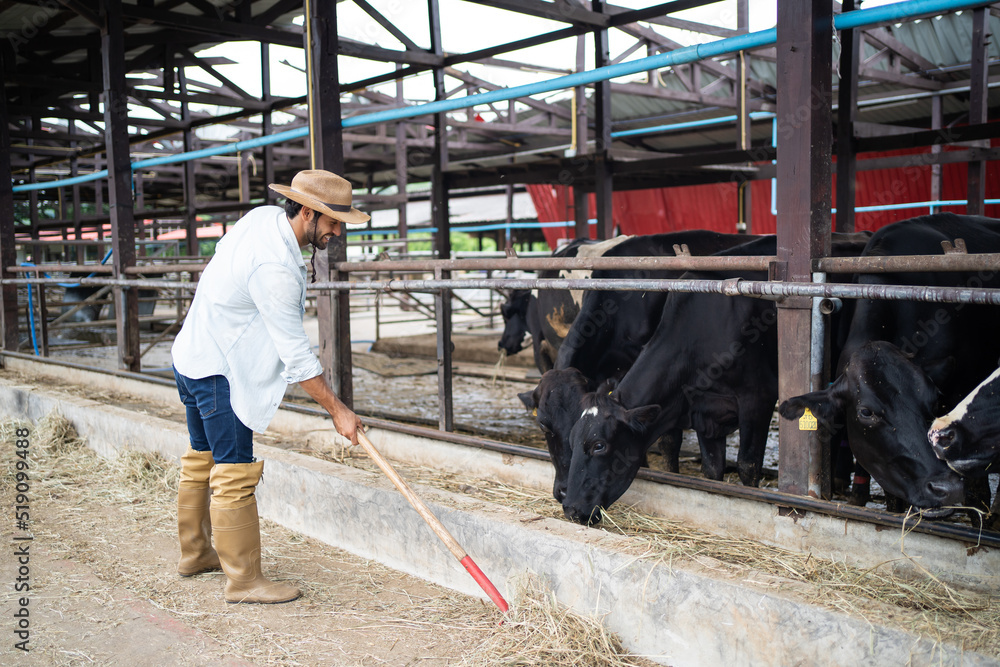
top-left (119, 5), bottom-right (302, 47)
top-left (444, 67), bottom-right (572, 120)
top-left (463, 0), bottom-right (609, 26)
top-left (862, 26), bottom-right (954, 82)
top-left (351, 0), bottom-right (422, 51)
top-left (338, 37), bottom-right (443, 66)
top-left (54, 0), bottom-right (102, 29)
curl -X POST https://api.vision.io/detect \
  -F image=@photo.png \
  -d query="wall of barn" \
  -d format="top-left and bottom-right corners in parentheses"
top-left (530, 146), bottom-right (1000, 248)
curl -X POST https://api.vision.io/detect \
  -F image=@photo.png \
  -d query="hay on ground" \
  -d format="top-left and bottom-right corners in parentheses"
top-left (336, 455), bottom-right (1000, 657)
top-left (458, 573), bottom-right (659, 667)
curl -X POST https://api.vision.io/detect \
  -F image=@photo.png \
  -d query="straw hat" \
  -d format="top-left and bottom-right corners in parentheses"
top-left (269, 170), bottom-right (370, 225)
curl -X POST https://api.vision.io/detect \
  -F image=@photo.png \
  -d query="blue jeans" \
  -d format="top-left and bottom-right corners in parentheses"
top-left (174, 368), bottom-right (255, 464)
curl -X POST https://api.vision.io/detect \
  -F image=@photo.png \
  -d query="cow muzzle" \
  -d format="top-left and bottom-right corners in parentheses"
top-left (916, 475), bottom-right (964, 517)
top-left (562, 502), bottom-right (602, 526)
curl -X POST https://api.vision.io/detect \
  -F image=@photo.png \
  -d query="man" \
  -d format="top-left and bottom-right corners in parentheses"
top-left (171, 169), bottom-right (368, 604)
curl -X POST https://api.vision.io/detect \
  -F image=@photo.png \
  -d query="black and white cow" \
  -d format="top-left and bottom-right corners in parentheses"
top-left (929, 364), bottom-right (1000, 477)
top-left (779, 213), bottom-right (1000, 515)
top-left (928, 364), bottom-right (1000, 526)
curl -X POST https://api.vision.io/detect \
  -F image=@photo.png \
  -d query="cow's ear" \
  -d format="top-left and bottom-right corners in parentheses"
top-left (518, 388), bottom-right (538, 412)
top-left (778, 374), bottom-right (848, 430)
top-left (920, 356), bottom-right (955, 390)
top-left (625, 404), bottom-right (661, 434)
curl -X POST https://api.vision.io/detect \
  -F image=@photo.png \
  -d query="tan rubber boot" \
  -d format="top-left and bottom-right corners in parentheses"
top-left (210, 461), bottom-right (301, 604)
top-left (177, 448), bottom-right (222, 576)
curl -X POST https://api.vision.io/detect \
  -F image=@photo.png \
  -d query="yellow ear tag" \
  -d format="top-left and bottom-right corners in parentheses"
top-left (532, 408), bottom-right (537, 417)
top-left (798, 408), bottom-right (818, 431)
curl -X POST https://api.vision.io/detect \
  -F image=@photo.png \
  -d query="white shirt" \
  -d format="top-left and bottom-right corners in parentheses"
top-left (172, 206), bottom-right (324, 432)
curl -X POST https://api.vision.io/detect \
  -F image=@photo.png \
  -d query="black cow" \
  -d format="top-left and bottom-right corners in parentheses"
top-left (779, 213), bottom-right (1000, 515)
top-left (498, 237), bottom-right (622, 373)
top-left (560, 236), bottom-right (781, 523)
top-left (779, 341), bottom-right (964, 515)
top-left (519, 230), bottom-right (764, 501)
top-left (554, 230), bottom-right (765, 384)
top-left (558, 234), bottom-right (878, 524)
top-left (526, 231), bottom-right (870, 505)
top-left (517, 367), bottom-right (591, 501)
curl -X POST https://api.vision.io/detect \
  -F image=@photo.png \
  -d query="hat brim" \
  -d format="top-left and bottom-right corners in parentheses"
top-left (269, 184), bottom-right (370, 225)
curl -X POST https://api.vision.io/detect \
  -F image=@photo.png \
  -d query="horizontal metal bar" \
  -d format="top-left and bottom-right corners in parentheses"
top-left (816, 253), bottom-right (1000, 274)
top-left (15, 239), bottom-right (174, 246)
top-left (6, 276), bottom-right (1000, 305)
top-left (15, 253), bottom-right (997, 279)
top-left (124, 263), bottom-right (208, 274)
top-left (1, 278), bottom-right (196, 290)
top-left (308, 277), bottom-right (1000, 305)
top-left (337, 255), bottom-right (776, 273)
top-left (7, 264), bottom-right (114, 274)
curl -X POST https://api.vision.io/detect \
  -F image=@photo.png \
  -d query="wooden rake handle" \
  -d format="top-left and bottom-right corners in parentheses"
top-left (356, 429), bottom-right (509, 613)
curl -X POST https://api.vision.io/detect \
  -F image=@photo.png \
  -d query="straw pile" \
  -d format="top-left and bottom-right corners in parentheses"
top-left (457, 574), bottom-right (659, 667)
top-left (1, 411), bottom-right (179, 505)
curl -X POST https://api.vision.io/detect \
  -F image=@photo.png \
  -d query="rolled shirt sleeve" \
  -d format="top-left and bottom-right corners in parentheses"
top-left (247, 262), bottom-right (324, 384)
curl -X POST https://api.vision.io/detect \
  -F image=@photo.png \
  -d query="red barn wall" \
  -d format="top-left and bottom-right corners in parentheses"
top-left (528, 148), bottom-right (1000, 249)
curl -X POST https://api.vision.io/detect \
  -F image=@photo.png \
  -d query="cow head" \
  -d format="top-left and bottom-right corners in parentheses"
top-left (498, 290), bottom-right (532, 355)
top-left (928, 366), bottom-right (1000, 477)
top-left (518, 368), bottom-right (591, 502)
top-left (778, 341), bottom-right (963, 513)
top-left (561, 388), bottom-right (662, 525)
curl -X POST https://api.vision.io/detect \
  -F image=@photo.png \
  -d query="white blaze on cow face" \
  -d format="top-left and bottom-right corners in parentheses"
top-left (930, 365), bottom-right (1000, 434)
top-left (581, 406), bottom-right (599, 419)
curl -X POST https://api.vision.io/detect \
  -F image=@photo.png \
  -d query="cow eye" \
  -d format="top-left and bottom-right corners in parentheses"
top-left (539, 423), bottom-right (553, 435)
top-left (857, 406), bottom-right (877, 423)
top-left (591, 441), bottom-right (608, 455)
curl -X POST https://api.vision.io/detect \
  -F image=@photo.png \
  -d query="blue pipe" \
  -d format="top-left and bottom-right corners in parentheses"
top-left (611, 112), bottom-right (774, 139)
top-left (20, 263), bottom-right (40, 355)
top-left (56, 247), bottom-right (114, 287)
top-left (10, 0), bottom-right (990, 194)
top-left (834, 199), bottom-right (1000, 214)
top-left (345, 219), bottom-right (601, 237)
top-left (834, 0), bottom-right (986, 30)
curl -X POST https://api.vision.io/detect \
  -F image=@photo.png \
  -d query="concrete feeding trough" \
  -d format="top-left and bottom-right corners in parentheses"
top-left (0, 356), bottom-right (997, 666)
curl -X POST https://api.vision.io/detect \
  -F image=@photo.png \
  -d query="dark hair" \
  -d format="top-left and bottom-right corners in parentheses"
top-left (284, 199), bottom-right (306, 219)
